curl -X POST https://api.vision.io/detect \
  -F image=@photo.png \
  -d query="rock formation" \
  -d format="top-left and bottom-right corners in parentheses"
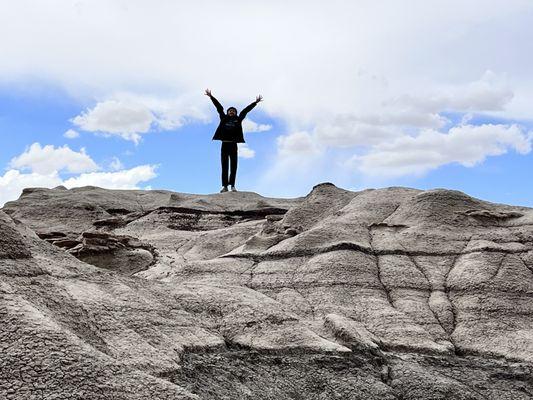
top-left (1, 183), bottom-right (532, 399)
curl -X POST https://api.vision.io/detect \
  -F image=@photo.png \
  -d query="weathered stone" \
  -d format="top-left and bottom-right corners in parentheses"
top-left (1, 184), bottom-right (533, 399)
top-left (0, 211), bottom-right (31, 259)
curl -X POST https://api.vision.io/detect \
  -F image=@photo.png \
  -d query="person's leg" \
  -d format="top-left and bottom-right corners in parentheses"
top-left (229, 142), bottom-right (238, 187)
top-left (221, 142), bottom-right (229, 187)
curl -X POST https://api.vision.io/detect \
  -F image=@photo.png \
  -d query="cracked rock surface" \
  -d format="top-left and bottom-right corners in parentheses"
top-left (1, 183), bottom-right (533, 399)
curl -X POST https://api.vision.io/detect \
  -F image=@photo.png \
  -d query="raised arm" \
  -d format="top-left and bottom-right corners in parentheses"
top-left (205, 89), bottom-right (225, 119)
top-left (239, 95), bottom-right (263, 121)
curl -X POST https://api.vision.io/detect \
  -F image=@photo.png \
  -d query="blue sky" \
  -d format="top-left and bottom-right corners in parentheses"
top-left (1, 1), bottom-right (533, 206)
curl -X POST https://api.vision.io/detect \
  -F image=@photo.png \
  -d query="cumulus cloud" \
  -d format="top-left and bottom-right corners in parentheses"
top-left (264, 70), bottom-right (521, 185)
top-left (242, 119), bottom-right (272, 133)
top-left (63, 165), bottom-right (158, 189)
top-left (255, 131), bottom-right (328, 197)
top-left (1, 1), bottom-right (532, 188)
top-left (238, 143), bottom-right (255, 159)
top-left (348, 124), bottom-right (532, 177)
top-left (312, 71), bottom-right (513, 149)
top-left (9, 143), bottom-right (98, 174)
top-left (2, 1), bottom-right (530, 122)
top-left (387, 71), bottom-right (514, 114)
top-left (63, 129), bottom-right (79, 139)
top-left (71, 100), bottom-right (155, 144)
top-left (70, 93), bottom-right (211, 142)
top-left (0, 165), bottom-right (157, 206)
top-left (0, 170), bottom-right (62, 207)
top-left (355, 112), bottom-right (448, 130)
top-left (259, 131), bottom-right (324, 191)
top-left (0, 145), bottom-right (158, 206)
top-left (277, 131), bottom-right (322, 159)
top-left (314, 118), bottom-right (399, 148)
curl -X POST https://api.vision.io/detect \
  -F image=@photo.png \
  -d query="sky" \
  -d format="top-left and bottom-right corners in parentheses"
top-left (1, 0), bottom-right (533, 207)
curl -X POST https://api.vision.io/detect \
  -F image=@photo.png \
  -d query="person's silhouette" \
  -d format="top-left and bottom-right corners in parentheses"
top-left (205, 89), bottom-right (262, 192)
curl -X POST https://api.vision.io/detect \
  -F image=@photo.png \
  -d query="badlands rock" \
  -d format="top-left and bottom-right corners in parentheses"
top-left (1, 183), bottom-right (533, 399)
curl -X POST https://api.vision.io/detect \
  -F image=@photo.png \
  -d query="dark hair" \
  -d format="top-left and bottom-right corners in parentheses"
top-left (227, 107), bottom-right (237, 113)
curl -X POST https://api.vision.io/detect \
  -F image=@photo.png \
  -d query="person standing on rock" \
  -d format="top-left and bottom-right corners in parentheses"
top-left (205, 89), bottom-right (263, 193)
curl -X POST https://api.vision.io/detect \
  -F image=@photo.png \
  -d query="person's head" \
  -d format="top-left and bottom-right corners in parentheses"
top-left (227, 107), bottom-right (237, 117)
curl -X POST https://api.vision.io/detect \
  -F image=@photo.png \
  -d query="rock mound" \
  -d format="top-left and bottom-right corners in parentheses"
top-left (0, 211), bottom-right (31, 259)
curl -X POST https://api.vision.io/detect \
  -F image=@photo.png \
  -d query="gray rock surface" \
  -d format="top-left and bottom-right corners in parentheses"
top-left (1, 183), bottom-right (533, 399)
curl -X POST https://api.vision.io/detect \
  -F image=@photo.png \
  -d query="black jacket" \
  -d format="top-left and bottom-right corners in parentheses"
top-left (210, 96), bottom-right (257, 143)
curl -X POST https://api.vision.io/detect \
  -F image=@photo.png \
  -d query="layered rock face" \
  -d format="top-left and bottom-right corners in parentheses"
top-left (1, 184), bottom-right (532, 399)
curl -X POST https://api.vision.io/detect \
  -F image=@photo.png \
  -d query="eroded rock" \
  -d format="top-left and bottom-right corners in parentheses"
top-left (1, 184), bottom-right (533, 399)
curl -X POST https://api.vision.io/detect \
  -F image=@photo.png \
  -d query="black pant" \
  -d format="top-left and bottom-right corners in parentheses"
top-left (221, 142), bottom-right (238, 187)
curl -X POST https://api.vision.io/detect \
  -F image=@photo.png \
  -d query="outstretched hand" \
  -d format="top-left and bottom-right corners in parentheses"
top-left (205, 88), bottom-right (212, 97)
top-left (255, 95), bottom-right (263, 103)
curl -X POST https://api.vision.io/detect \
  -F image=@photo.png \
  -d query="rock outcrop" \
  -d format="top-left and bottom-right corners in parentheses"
top-left (1, 183), bottom-right (532, 399)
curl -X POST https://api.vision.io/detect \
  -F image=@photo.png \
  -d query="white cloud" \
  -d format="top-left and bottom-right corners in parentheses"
top-left (387, 71), bottom-right (514, 114)
top-left (0, 165), bottom-right (158, 207)
top-left (9, 143), bottom-right (98, 174)
top-left (63, 165), bottom-right (158, 189)
top-left (257, 131), bottom-right (323, 193)
top-left (242, 119), bottom-right (272, 133)
top-left (277, 131), bottom-right (322, 158)
top-left (0, 145), bottom-right (158, 206)
top-left (109, 157), bottom-right (124, 171)
top-left (265, 71), bottom-right (520, 185)
top-left (71, 100), bottom-right (155, 144)
top-left (1, 1), bottom-right (532, 187)
top-left (238, 143), bottom-right (255, 159)
top-left (349, 124), bottom-right (532, 177)
top-left (314, 119), bottom-right (399, 148)
top-left (63, 129), bottom-right (79, 139)
top-left (254, 131), bottom-right (328, 197)
top-left (2, 1), bottom-right (530, 124)
top-left (354, 112), bottom-right (448, 130)
top-left (120, 92), bottom-right (210, 130)
top-left (70, 93), bottom-right (211, 142)
top-left (312, 71), bottom-right (513, 149)
top-left (0, 170), bottom-right (62, 207)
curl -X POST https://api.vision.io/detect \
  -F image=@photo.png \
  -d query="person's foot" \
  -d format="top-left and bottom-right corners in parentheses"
top-left (230, 186), bottom-right (237, 192)
top-left (220, 186), bottom-right (228, 193)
